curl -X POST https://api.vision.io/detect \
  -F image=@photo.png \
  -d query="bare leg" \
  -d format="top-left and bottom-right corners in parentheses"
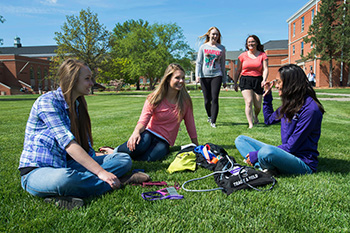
top-left (253, 93), bottom-right (263, 124)
top-left (242, 90), bottom-right (254, 128)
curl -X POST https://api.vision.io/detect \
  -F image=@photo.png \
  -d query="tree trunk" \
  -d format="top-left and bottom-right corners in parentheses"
top-left (329, 59), bottom-right (333, 88)
top-left (136, 79), bottom-right (140, 90)
top-left (149, 75), bottom-right (153, 90)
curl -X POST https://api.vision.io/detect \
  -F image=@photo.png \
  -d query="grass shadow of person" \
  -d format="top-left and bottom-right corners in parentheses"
top-left (219, 122), bottom-right (250, 127)
top-left (316, 157), bottom-right (350, 175)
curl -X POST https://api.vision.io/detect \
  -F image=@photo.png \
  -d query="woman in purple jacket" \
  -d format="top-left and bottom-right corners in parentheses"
top-left (235, 64), bottom-right (324, 175)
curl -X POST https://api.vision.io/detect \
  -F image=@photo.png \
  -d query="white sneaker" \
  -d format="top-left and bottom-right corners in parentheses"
top-left (207, 117), bottom-right (211, 123)
top-left (261, 169), bottom-right (279, 176)
top-left (211, 123), bottom-right (216, 128)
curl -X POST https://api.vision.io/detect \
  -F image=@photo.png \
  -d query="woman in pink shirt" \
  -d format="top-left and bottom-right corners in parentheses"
top-left (234, 35), bottom-right (269, 128)
top-left (116, 63), bottom-right (198, 161)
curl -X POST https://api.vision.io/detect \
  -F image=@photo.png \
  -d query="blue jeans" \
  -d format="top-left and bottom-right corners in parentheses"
top-left (234, 135), bottom-right (312, 174)
top-left (117, 131), bottom-right (170, 161)
top-left (21, 151), bottom-right (132, 198)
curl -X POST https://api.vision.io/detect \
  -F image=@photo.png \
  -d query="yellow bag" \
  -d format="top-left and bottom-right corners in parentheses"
top-left (167, 151), bottom-right (197, 174)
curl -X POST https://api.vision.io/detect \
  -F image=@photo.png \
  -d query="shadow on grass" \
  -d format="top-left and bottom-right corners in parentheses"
top-left (0, 98), bottom-right (38, 101)
top-left (95, 92), bottom-right (150, 96)
top-left (219, 122), bottom-right (248, 127)
top-left (316, 157), bottom-right (350, 174)
top-left (219, 121), bottom-right (273, 127)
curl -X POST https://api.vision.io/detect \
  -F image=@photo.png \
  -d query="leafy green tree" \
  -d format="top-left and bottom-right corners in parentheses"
top-left (152, 22), bottom-right (194, 71)
top-left (97, 57), bottom-right (130, 83)
top-left (107, 20), bottom-right (193, 90)
top-left (334, 1), bottom-right (350, 86)
top-left (54, 8), bottom-right (110, 92)
top-left (303, 0), bottom-right (341, 87)
top-left (48, 54), bottom-right (68, 89)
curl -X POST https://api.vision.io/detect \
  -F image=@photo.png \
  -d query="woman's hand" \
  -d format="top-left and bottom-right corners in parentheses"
top-left (234, 83), bottom-right (238, 92)
top-left (97, 170), bottom-right (121, 189)
top-left (263, 79), bottom-right (275, 97)
top-left (98, 146), bottom-right (114, 155)
top-left (127, 132), bottom-right (141, 151)
top-left (196, 76), bottom-right (200, 83)
top-left (245, 154), bottom-right (253, 166)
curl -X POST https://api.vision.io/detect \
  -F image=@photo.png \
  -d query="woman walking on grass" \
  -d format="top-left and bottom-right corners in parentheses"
top-left (195, 26), bottom-right (228, 128)
top-left (18, 59), bottom-right (141, 210)
top-left (116, 63), bottom-right (198, 161)
top-left (234, 35), bottom-right (268, 128)
top-left (235, 64), bottom-right (324, 175)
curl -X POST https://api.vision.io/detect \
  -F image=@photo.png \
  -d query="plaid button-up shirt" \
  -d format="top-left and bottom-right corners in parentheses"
top-left (19, 87), bottom-right (94, 169)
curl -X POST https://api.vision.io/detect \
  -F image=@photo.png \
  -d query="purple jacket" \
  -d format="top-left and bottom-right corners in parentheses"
top-left (249, 92), bottom-right (323, 171)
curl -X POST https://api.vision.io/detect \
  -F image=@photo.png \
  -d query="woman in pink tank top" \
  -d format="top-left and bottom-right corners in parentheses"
top-left (234, 35), bottom-right (269, 128)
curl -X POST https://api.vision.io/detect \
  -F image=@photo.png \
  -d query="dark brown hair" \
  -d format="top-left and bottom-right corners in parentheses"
top-left (278, 64), bottom-right (325, 121)
top-left (245, 35), bottom-right (264, 52)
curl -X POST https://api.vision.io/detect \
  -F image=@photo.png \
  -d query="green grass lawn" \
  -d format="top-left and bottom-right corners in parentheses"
top-left (1, 89), bottom-right (350, 232)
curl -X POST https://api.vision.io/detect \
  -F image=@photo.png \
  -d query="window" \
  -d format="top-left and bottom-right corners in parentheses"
top-left (311, 9), bottom-right (315, 24)
top-left (293, 23), bottom-right (296, 37)
top-left (293, 45), bottom-right (295, 55)
top-left (301, 42), bottom-right (304, 55)
top-left (301, 16), bottom-right (304, 32)
top-left (30, 67), bottom-right (35, 89)
top-left (37, 67), bottom-right (42, 90)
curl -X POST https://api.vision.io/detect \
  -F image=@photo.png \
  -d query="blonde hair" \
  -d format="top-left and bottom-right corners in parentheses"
top-left (58, 59), bottom-right (93, 152)
top-left (148, 63), bottom-right (192, 121)
top-left (199, 26), bottom-right (222, 44)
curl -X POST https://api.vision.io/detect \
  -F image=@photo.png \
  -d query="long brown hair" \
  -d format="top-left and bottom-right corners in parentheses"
top-left (147, 63), bottom-right (192, 121)
top-left (58, 59), bottom-right (93, 152)
top-left (199, 26), bottom-right (222, 44)
top-left (278, 64), bottom-right (325, 121)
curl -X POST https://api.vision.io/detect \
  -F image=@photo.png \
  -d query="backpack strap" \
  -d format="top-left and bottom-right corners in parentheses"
top-left (181, 155), bottom-right (236, 192)
top-left (238, 167), bottom-right (277, 192)
top-left (181, 171), bottom-right (224, 192)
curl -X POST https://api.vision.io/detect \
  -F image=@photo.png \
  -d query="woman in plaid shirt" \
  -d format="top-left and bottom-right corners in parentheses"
top-left (19, 59), bottom-right (133, 209)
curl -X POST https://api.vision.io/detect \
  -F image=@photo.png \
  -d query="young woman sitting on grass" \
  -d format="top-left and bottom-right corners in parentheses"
top-left (18, 59), bottom-right (148, 210)
top-left (116, 63), bottom-right (198, 161)
top-left (235, 64), bottom-right (324, 175)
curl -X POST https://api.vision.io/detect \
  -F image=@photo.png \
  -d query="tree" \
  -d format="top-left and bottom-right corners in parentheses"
top-left (334, 1), bottom-right (350, 86)
top-left (48, 54), bottom-right (68, 89)
top-left (303, 0), bottom-right (341, 87)
top-left (109, 19), bottom-right (153, 89)
top-left (54, 8), bottom-right (110, 92)
top-left (107, 20), bottom-right (193, 90)
top-left (97, 57), bottom-right (129, 83)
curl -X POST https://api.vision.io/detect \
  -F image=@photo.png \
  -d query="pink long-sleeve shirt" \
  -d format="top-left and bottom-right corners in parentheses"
top-left (137, 98), bottom-right (197, 146)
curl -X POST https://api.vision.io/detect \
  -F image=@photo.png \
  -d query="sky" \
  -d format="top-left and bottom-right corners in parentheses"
top-left (0, 0), bottom-right (309, 51)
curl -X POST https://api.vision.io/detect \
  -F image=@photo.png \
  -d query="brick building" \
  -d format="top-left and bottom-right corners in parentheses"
top-left (0, 37), bottom-right (57, 95)
top-left (225, 50), bottom-right (243, 81)
top-left (286, 0), bottom-right (349, 87)
top-left (263, 40), bottom-right (288, 81)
